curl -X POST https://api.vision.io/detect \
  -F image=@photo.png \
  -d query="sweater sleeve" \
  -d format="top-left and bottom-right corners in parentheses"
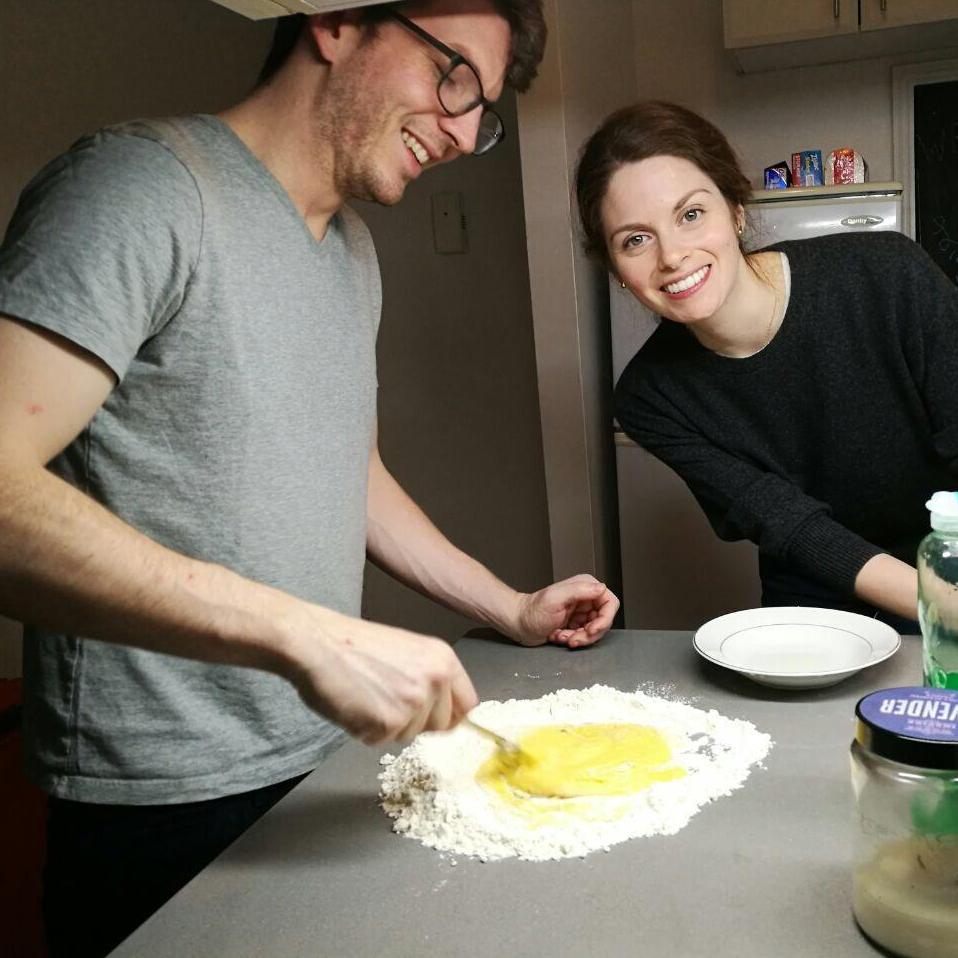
top-left (615, 375), bottom-right (882, 595)
top-left (894, 234), bottom-right (958, 474)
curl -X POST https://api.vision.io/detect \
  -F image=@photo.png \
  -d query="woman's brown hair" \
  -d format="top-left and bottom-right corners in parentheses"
top-left (575, 101), bottom-right (753, 271)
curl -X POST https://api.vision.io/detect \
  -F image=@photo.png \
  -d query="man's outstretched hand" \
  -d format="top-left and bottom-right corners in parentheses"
top-left (512, 575), bottom-right (619, 649)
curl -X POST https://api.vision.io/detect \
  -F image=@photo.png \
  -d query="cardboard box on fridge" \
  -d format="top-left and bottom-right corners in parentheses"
top-left (826, 148), bottom-right (868, 184)
top-left (790, 150), bottom-right (823, 187)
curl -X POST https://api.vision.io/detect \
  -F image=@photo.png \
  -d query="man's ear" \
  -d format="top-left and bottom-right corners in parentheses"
top-left (305, 11), bottom-right (366, 65)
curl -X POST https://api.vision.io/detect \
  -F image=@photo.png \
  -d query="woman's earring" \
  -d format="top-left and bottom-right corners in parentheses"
top-left (620, 281), bottom-right (627, 289)
top-left (737, 224), bottom-right (744, 236)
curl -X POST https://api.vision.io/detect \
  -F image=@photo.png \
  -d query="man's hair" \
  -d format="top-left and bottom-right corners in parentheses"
top-left (257, 1), bottom-right (546, 92)
top-left (257, 14), bottom-right (306, 84)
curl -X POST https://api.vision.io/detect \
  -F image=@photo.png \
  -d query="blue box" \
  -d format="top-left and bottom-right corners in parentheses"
top-left (794, 150), bottom-right (823, 187)
top-left (763, 163), bottom-right (791, 189)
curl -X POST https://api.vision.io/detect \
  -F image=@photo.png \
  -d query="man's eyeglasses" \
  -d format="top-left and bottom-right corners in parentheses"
top-left (388, 11), bottom-right (504, 157)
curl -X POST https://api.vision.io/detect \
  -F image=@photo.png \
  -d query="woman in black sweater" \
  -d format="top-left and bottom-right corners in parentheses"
top-left (575, 101), bottom-right (958, 630)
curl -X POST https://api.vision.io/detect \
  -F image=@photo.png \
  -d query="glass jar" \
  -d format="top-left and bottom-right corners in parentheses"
top-left (918, 491), bottom-right (958, 689)
top-left (851, 687), bottom-right (958, 958)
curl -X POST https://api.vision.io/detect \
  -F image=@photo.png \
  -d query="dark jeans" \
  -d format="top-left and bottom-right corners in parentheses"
top-left (43, 772), bottom-right (308, 958)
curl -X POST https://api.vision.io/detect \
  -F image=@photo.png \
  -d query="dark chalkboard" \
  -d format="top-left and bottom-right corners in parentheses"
top-left (914, 79), bottom-right (958, 287)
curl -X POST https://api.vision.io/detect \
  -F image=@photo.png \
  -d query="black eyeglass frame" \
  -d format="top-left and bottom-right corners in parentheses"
top-left (388, 11), bottom-right (504, 156)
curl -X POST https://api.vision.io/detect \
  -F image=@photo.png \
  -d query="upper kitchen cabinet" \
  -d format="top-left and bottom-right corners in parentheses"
top-left (861, 0), bottom-right (958, 30)
top-left (723, 0), bottom-right (859, 47)
top-left (724, 0), bottom-right (958, 72)
top-left (209, 0), bottom-right (382, 18)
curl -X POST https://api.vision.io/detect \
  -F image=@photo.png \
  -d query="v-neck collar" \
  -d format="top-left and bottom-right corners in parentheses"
top-left (198, 114), bottom-right (340, 253)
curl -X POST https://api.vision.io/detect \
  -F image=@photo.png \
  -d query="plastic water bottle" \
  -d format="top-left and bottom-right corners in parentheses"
top-left (918, 491), bottom-right (958, 689)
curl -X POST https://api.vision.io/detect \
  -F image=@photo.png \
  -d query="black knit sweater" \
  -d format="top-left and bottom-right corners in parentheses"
top-left (614, 231), bottom-right (958, 612)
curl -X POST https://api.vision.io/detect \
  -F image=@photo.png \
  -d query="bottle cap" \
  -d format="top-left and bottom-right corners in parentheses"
top-left (855, 687), bottom-right (958, 770)
top-left (926, 491), bottom-right (958, 532)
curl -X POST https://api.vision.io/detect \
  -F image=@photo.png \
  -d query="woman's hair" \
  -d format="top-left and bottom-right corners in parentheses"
top-left (257, 1), bottom-right (546, 93)
top-left (574, 101), bottom-right (753, 271)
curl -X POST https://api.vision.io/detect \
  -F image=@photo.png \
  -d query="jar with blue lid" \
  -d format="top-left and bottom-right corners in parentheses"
top-left (851, 687), bottom-right (958, 957)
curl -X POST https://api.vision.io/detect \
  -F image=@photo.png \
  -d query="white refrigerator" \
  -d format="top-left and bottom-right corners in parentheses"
top-left (612, 183), bottom-right (904, 629)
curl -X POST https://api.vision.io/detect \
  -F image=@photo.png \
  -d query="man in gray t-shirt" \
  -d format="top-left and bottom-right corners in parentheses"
top-left (0, 3), bottom-right (618, 955)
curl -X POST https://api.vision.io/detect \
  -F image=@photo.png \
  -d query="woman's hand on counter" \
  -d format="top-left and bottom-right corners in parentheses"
top-left (511, 575), bottom-right (620, 649)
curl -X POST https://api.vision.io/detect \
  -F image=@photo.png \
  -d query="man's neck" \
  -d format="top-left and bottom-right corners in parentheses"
top-left (218, 73), bottom-right (342, 244)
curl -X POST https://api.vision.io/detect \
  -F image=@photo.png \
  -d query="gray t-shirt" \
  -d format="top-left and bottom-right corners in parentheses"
top-left (0, 115), bottom-right (380, 803)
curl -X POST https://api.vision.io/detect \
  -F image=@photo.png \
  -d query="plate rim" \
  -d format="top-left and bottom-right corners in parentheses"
top-left (692, 606), bottom-right (902, 678)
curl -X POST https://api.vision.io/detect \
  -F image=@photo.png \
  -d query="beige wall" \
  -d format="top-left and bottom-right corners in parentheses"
top-left (0, 0), bottom-right (270, 677)
top-left (516, 0), bottom-right (637, 598)
top-left (629, 0), bottom-right (958, 186)
top-left (0, 0), bottom-right (272, 228)
top-left (356, 88), bottom-right (553, 639)
top-left (0, 0), bottom-right (551, 672)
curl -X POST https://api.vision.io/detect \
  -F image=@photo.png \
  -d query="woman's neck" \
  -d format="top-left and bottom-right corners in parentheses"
top-left (690, 251), bottom-right (785, 358)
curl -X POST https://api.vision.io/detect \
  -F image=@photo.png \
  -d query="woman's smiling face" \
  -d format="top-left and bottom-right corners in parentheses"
top-left (602, 155), bottom-right (745, 326)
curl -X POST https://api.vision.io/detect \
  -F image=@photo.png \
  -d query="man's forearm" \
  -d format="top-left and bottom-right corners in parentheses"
top-left (0, 459), bottom-right (480, 742)
top-left (366, 450), bottom-right (521, 637)
top-left (0, 461), bottom-right (303, 674)
top-left (854, 553), bottom-right (919, 622)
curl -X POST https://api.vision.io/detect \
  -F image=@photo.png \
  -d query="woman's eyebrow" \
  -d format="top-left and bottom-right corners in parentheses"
top-left (608, 221), bottom-right (648, 242)
top-left (672, 188), bottom-right (711, 211)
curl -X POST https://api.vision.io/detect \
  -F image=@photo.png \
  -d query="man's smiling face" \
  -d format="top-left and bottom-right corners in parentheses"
top-left (322, 0), bottom-right (511, 207)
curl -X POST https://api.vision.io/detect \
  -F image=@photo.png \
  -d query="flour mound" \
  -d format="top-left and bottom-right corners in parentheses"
top-left (379, 684), bottom-right (772, 862)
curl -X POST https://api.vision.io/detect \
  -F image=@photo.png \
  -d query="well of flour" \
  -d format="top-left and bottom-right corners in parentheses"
top-left (378, 684), bottom-right (772, 862)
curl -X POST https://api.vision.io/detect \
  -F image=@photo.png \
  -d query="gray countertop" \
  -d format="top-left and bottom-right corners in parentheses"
top-left (111, 629), bottom-right (921, 957)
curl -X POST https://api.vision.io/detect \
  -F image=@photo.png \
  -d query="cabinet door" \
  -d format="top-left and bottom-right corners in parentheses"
top-left (723, 0), bottom-right (858, 48)
top-left (861, 0), bottom-right (958, 30)
top-left (209, 0), bottom-right (374, 18)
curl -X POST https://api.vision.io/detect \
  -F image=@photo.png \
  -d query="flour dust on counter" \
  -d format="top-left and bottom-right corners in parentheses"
top-left (378, 685), bottom-right (772, 862)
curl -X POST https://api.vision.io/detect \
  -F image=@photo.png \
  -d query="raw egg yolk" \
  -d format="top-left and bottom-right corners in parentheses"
top-left (478, 723), bottom-right (684, 799)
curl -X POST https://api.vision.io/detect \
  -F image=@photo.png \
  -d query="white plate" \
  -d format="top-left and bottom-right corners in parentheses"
top-left (693, 607), bottom-right (902, 689)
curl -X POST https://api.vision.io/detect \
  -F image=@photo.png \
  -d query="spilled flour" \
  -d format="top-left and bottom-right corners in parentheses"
top-left (378, 684), bottom-right (772, 862)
